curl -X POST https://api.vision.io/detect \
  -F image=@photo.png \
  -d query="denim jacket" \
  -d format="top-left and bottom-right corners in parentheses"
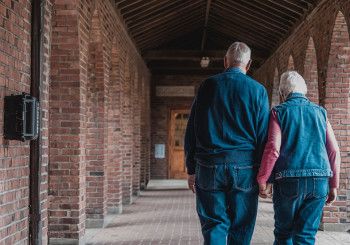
top-left (273, 93), bottom-right (332, 179)
top-left (184, 67), bottom-right (270, 174)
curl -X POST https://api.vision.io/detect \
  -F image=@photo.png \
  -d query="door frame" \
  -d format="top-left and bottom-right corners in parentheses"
top-left (167, 107), bottom-right (190, 179)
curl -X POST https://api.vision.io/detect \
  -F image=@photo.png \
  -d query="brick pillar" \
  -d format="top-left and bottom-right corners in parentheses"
top-left (121, 55), bottom-right (133, 204)
top-left (303, 37), bottom-right (319, 104)
top-left (49, 1), bottom-right (86, 243)
top-left (323, 11), bottom-right (350, 231)
top-left (85, 35), bottom-right (108, 228)
top-left (287, 55), bottom-right (295, 70)
top-left (106, 42), bottom-right (123, 214)
top-left (132, 69), bottom-right (142, 196)
top-left (271, 68), bottom-right (279, 107)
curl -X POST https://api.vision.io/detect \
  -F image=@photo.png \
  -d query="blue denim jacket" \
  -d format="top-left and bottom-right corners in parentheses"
top-left (273, 93), bottom-right (332, 179)
top-left (184, 67), bottom-right (270, 174)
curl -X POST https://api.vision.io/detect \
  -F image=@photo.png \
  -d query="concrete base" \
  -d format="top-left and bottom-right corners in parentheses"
top-left (49, 236), bottom-right (85, 245)
top-left (133, 190), bottom-right (140, 197)
top-left (122, 197), bottom-right (133, 205)
top-left (85, 218), bottom-right (104, 228)
top-left (320, 223), bottom-right (350, 232)
top-left (107, 204), bottom-right (122, 215)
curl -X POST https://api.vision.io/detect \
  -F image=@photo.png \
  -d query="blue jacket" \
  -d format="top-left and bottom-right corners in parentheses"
top-left (273, 93), bottom-right (332, 179)
top-left (184, 67), bottom-right (270, 174)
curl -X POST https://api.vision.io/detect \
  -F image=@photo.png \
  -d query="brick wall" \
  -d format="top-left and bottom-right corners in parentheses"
top-left (150, 75), bottom-right (206, 179)
top-left (0, 0), bottom-right (51, 244)
top-left (48, 0), bottom-right (151, 243)
top-left (253, 0), bottom-right (350, 231)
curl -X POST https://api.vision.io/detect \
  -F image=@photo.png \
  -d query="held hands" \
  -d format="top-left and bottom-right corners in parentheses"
top-left (188, 174), bottom-right (196, 193)
top-left (326, 188), bottom-right (337, 205)
top-left (259, 183), bottom-right (273, 198)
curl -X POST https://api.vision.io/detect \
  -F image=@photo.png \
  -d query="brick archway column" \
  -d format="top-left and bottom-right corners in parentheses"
top-left (323, 12), bottom-right (350, 231)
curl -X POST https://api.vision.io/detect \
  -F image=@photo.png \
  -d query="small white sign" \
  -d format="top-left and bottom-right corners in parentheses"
top-left (155, 144), bottom-right (165, 159)
top-left (156, 86), bottom-right (195, 97)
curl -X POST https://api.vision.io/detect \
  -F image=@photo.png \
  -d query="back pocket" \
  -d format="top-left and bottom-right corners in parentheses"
top-left (195, 163), bottom-right (216, 191)
top-left (234, 166), bottom-right (257, 192)
top-left (278, 178), bottom-right (299, 199)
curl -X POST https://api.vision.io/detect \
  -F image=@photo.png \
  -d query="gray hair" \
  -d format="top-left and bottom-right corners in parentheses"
top-left (279, 71), bottom-right (308, 97)
top-left (225, 42), bottom-right (251, 65)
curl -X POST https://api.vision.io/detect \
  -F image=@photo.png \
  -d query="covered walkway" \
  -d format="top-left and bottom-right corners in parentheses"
top-left (85, 180), bottom-right (350, 245)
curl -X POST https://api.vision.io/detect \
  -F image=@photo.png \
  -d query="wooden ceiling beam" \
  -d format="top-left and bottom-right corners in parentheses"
top-left (215, 0), bottom-right (292, 27)
top-left (201, 0), bottom-right (212, 51)
top-left (210, 10), bottom-right (284, 38)
top-left (214, 1), bottom-right (288, 33)
top-left (126, 0), bottom-right (193, 25)
top-left (124, 0), bottom-right (179, 21)
top-left (209, 21), bottom-right (278, 48)
top-left (118, 0), bottom-right (145, 11)
top-left (129, 0), bottom-right (202, 30)
top-left (248, 0), bottom-right (300, 20)
top-left (133, 12), bottom-right (202, 40)
top-left (264, 0), bottom-right (305, 15)
top-left (137, 22), bottom-right (202, 48)
top-left (144, 50), bottom-right (226, 61)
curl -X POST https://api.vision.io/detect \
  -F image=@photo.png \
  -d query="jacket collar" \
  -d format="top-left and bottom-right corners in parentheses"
top-left (286, 92), bottom-right (308, 101)
top-left (225, 67), bottom-right (244, 73)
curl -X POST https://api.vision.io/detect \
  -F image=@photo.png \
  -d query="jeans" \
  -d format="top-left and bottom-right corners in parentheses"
top-left (273, 177), bottom-right (329, 245)
top-left (195, 162), bottom-right (259, 245)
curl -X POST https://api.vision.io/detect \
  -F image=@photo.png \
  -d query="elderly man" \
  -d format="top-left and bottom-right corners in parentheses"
top-left (257, 71), bottom-right (340, 245)
top-left (184, 42), bottom-right (270, 245)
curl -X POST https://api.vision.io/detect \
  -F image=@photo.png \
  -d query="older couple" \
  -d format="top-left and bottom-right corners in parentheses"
top-left (184, 42), bottom-right (340, 245)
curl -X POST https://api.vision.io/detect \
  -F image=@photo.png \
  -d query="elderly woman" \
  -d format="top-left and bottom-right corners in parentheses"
top-left (257, 71), bottom-right (340, 245)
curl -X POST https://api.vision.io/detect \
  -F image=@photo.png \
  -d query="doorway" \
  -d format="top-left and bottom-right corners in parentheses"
top-left (168, 109), bottom-right (190, 179)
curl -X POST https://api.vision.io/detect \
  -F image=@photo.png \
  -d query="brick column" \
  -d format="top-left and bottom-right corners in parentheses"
top-left (132, 69), bottom-right (142, 196)
top-left (323, 11), bottom-right (350, 231)
top-left (106, 42), bottom-right (123, 214)
top-left (121, 55), bottom-right (133, 204)
top-left (303, 37), bottom-right (319, 104)
top-left (49, 1), bottom-right (86, 243)
top-left (271, 68), bottom-right (279, 107)
top-left (85, 34), bottom-right (108, 228)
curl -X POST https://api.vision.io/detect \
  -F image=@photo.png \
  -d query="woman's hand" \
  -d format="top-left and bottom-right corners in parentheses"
top-left (326, 188), bottom-right (337, 205)
top-left (259, 183), bottom-right (273, 198)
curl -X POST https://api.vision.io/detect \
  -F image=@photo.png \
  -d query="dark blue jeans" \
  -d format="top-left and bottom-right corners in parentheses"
top-left (195, 162), bottom-right (259, 245)
top-left (273, 177), bottom-right (329, 245)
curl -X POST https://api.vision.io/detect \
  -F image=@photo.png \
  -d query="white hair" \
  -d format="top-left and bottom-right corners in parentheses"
top-left (226, 42), bottom-right (251, 65)
top-left (279, 71), bottom-right (308, 97)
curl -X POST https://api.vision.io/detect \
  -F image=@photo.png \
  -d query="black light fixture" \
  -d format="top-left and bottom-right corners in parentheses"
top-left (4, 93), bottom-right (39, 141)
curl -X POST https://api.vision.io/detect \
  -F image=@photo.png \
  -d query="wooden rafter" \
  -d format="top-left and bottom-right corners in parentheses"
top-left (201, 0), bottom-right (212, 51)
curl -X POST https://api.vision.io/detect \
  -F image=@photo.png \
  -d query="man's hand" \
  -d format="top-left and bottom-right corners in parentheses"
top-left (259, 183), bottom-right (272, 198)
top-left (326, 188), bottom-right (337, 205)
top-left (188, 174), bottom-right (196, 193)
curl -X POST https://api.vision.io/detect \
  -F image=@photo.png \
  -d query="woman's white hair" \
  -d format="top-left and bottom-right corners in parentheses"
top-left (226, 42), bottom-right (251, 65)
top-left (279, 71), bottom-right (308, 97)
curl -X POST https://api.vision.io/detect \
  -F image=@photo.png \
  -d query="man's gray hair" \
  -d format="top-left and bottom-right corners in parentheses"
top-left (279, 71), bottom-right (308, 97)
top-left (226, 42), bottom-right (251, 65)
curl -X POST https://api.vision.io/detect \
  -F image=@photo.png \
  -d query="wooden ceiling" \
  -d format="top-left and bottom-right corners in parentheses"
top-left (114, 0), bottom-right (320, 74)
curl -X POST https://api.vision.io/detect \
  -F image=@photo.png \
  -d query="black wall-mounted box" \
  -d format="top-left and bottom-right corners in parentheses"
top-left (4, 93), bottom-right (39, 141)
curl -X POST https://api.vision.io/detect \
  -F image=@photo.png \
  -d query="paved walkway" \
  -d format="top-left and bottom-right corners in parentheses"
top-left (85, 180), bottom-right (350, 245)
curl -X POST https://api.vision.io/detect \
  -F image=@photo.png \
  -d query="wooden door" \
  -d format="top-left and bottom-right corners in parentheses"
top-left (169, 110), bottom-right (189, 179)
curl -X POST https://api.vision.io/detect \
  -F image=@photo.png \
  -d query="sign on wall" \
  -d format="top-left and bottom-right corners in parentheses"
top-left (155, 144), bottom-right (165, 159)
top-left (156, 86), bottom-right (195, 97)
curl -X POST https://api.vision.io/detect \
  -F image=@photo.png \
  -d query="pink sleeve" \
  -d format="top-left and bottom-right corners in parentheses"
top-left (326, 120), bottom-right (341, 188)
top-left (257, 110), bottom-right (282, 185)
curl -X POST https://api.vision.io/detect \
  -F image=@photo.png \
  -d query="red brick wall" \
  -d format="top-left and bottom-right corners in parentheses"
top-left (151, 75), bottom-right (207, 179)
top-left (253, 0), bottom-right (350, 231)
top-left (0, 0), bottom-right (50, 244)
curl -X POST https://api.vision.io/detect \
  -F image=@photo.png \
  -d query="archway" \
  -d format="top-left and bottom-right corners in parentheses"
top-left (303, 37), bottom-right (319, 103)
